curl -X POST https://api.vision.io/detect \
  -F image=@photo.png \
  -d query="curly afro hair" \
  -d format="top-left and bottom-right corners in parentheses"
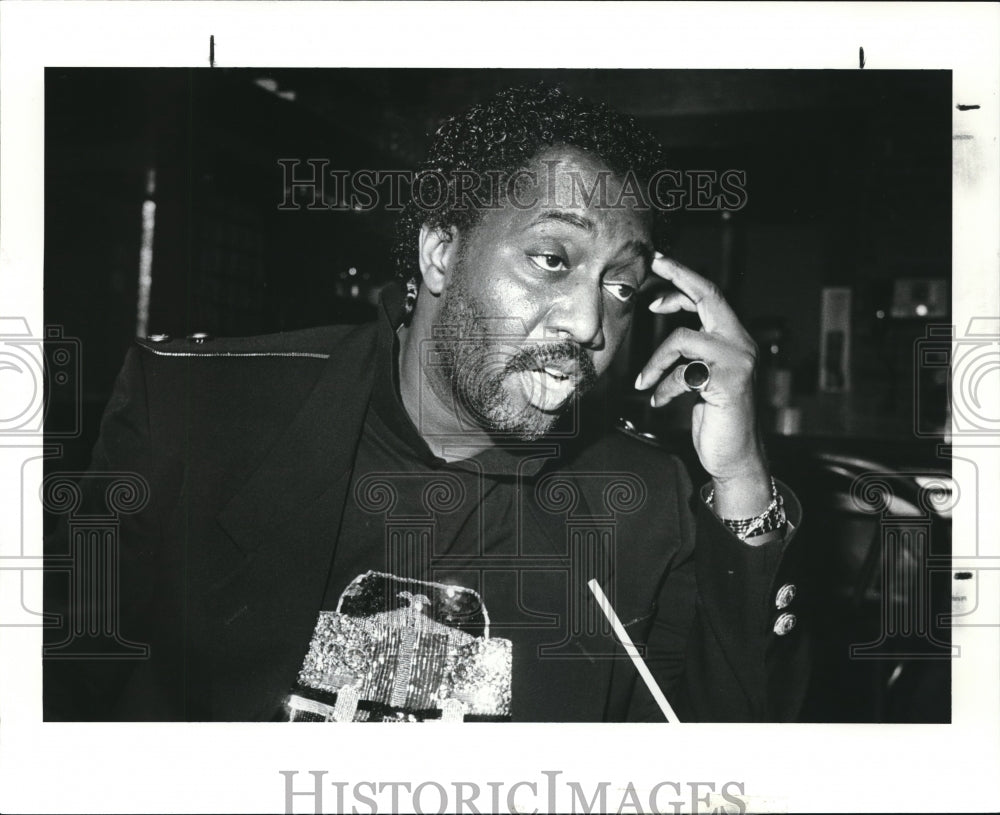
top-left (392, 82), bottom-right (669, 316)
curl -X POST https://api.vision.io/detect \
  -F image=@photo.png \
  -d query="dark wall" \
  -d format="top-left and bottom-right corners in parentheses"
top-left (45, 68), bottom-right (951, 469)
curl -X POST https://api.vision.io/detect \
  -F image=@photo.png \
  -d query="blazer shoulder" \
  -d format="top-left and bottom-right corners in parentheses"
top-left (133, 321), bottom-right (378, 360)
top-left (614, 417), bottom-right (668, 451)
top-left (568, 416), bottom-right (686, 478)
top-left (612, 416), bottom-right (682, 467)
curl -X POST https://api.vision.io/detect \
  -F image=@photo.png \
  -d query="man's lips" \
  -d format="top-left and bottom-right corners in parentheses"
top-left (536, 363), bottom-right (578, 382)
top-left (502, 340), bottom-right (597, 411)
top-left (518, 367), bottom-right (578, 411)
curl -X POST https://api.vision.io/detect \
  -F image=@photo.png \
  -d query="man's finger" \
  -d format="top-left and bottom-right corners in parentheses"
top-left (648, 290), bottom-right (697, 314)
top-left (634, 326), bottom-right (724, 391)
top-left (648, 363), bottom-right (694, 407)
top-left (651, 254), bottom-right (750, 342)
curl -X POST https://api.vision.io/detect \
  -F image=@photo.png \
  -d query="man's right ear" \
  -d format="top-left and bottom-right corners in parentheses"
top-left (417, 224), bottom-right (459, 296)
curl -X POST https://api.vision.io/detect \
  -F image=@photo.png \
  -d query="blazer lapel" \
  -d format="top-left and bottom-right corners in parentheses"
top-left (204, 323), bottom-right (379, 720)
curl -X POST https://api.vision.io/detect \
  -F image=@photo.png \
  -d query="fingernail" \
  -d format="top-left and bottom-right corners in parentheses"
top-left (650, 393), bottom-right (657, 407)
top-left (634, 372), bottom-right (643, 389)
top-left (648, 296), bottom-right (664, 310)
top-left (654, 250), bottom-right (665, 259)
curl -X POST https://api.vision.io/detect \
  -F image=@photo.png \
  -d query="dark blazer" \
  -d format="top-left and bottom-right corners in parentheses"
top-left (43, 321), bottom-right (808, 722)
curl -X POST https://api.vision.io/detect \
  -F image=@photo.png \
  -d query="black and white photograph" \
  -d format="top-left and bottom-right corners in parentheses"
top-left (40, 66), bottom-right (953, 727)
top-left (2, 3), bottom-right (998, 814)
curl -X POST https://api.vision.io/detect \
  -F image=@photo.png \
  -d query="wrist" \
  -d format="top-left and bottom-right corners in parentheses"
top-left (706, 475), bottom-right (787, 545)
top-left (710, 465), bottom-right (771, 519)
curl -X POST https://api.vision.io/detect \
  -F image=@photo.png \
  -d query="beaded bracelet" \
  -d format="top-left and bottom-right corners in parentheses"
top-left (705, 476), bottom-right (786, 542)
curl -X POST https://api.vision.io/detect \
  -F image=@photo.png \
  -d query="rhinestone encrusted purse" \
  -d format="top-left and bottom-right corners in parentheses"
top-left (285, 571), bottom-right (512, 722)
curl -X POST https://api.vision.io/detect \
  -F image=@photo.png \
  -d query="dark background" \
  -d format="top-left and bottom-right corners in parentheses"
top-left (44, 68), bottom-right (954, 722)
top-left (45, 68), bottom-right (952, 459)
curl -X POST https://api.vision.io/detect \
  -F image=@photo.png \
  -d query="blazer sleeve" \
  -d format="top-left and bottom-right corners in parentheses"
top-left (43, 345), bottom-right (159, 720)
top-left (627, 456), bottom-right (809, 722)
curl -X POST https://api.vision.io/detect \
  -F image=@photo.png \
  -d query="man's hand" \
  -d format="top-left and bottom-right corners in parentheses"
top-left (634, 254), bottom-right (771, 521)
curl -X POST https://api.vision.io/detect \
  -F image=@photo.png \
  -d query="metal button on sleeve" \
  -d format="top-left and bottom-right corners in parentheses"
top-left (775, 583), bottom-right (797, 610)
top-left (148, 333), bottom-right (171, 343)
top-left (188, 332), bottom-right (212, 343)
top-left (773, 612), bottom-right (797, 636)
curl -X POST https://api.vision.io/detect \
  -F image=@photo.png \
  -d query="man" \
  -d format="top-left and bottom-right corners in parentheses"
top-left (44, 84), bottom-right (806, 722)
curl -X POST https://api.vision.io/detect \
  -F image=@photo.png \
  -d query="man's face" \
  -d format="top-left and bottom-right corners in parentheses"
top-left (428, 146), bottom-right (654, 441)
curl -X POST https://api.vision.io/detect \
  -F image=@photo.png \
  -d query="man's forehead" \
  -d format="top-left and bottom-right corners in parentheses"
top-left (527, 145), bottom-right (626, 205)
top-left (504, 146), bottom-right (654, 244)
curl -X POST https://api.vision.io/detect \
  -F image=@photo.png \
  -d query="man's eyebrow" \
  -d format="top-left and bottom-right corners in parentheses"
top-left (526, 211), bottom-right (654, 272)
top-left (527, 210), bottom-right (596, 232)
top-left (609, 239), bottom-right (655, 289)
top-left (526, 212), bottom-right (653, 258)
top-left (614, 239), bottom-right (655, 281)
top-left (621, 238), bottom-right (654, 264)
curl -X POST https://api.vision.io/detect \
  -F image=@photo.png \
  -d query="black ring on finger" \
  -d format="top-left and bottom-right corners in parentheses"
top-left (682, 360), bottom-right (711, 392)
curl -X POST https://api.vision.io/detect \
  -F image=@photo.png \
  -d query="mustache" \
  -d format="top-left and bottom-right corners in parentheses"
top-left (503, 341), bottom-right (598, 390)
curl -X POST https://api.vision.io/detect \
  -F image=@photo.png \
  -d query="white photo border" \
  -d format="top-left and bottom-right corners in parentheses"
top-left (1, 2), bottom-right (998, 813)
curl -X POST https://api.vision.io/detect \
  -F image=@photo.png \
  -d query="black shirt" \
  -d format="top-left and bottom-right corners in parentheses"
top-left (322, 285), bottom-right (558, 609)
top-left (293, 287), bottom-right (588, 722)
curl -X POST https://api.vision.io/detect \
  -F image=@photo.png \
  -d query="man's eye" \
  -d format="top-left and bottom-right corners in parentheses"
top-left (528, 253), bottom-right (569, 273)
top-left (603, 282), bottom-right (637, 303)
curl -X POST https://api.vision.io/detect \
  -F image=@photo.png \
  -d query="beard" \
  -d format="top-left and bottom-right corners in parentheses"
top-left (429, 271), bottom-right (599, 442)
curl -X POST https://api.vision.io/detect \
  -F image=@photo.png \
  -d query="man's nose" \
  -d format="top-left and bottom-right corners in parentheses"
top-left (545, 278), bottom-right (605, 349)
